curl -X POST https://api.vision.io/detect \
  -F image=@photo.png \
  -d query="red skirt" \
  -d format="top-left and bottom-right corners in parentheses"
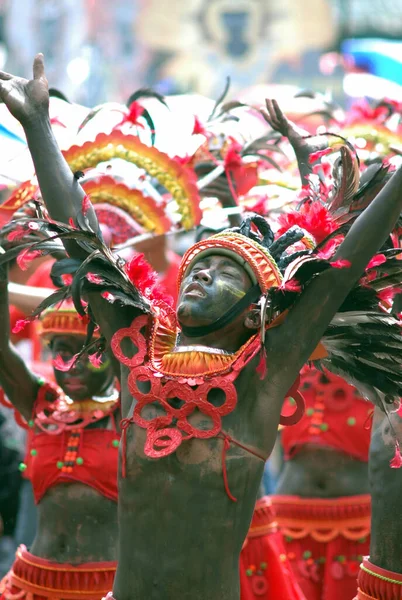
top-left (270, 495), bottom-right (371, 600)
top-left (240, 496), bottom-right (306, 599)
top-left (0, 545), bottom-right (117, 600)
top-left (354, 557), bottom-right (402, 600)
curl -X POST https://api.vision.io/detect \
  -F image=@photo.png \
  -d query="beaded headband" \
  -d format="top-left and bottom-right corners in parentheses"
top-left (178, 230), bottom-right (283, 294)
top-left (38, 306), bottom-right (98, 340)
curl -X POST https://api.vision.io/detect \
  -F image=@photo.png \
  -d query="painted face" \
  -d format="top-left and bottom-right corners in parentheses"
top-left (177, 254), bottom-right (252, 327)
top-left (49, 335), bottom-right (114, 401)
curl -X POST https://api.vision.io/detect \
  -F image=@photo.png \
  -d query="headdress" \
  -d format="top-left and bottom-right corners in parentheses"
top-left (38, 303), bottom-right (97, 341)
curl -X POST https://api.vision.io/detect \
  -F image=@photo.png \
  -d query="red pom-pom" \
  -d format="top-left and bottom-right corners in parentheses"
top-left (390, 441), bottom-right (402, 468)
top-left (277, 201), bottom-right (336, 244)
top-left (17, 249), bottom-right (42, 271)
top-left (124, 253), bottom-right (158, 293)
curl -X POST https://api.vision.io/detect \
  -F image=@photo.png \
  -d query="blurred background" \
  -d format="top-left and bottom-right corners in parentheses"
top-left (1, 0), bottom-right (402, 106)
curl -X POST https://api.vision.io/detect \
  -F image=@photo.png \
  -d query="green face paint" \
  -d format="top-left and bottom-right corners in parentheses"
top-left (87, 357), bottom-right (111, 373)
top-left (216, 280), bottom-right (246, 300)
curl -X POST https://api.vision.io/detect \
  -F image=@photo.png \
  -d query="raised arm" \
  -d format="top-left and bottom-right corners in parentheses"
top-left (268, 161), bottom-right (402, 386)
top-left (262, 99), bottom-right (327, 187)
top-left (0, 257), bottom-right (39, 420)
top-left (0, 55), bottom-right (97, 235)
top-left (0, 55), bottom-right (140, 343)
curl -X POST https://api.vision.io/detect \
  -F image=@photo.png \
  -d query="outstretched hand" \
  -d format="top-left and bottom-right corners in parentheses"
top-left (0, 54), bottom-right (49, 127)
top-left (262, 99), bottom-right (311, 155)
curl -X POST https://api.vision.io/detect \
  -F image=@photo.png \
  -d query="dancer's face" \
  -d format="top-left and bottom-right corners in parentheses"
top-left (50, 335), bottom-right (114, 400)
top-left (177, 255), bottom-right (252, 328)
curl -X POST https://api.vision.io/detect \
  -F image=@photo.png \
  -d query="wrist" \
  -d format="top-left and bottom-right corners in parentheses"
top-left (23, 111), bottom-right (52, 134)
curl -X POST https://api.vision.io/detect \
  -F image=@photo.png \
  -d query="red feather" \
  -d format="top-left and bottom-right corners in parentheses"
top-left (367, 254), bottom-right (387, 269)
top-left (88, 354), bottom-right (103, 369)
top-left (101, 291), bottom-right (116, 303)
top-left (7, 226), bottom-right (26, 242)
top-left (53, 353), bottom-right (79, 372)
top-left (17, 249), bottom-right (42, 271)
top-left (280, 278), bottom-right (302, 293)
top-left (12, 318), bottom-right (31, 334)
top-left (308, 148), bottom-right (333, 163)
top-left (192, 116), bottom-right (207, 136)
top-left (82, 194), bottom-right (91, 216)
top-left (390, 441), bottom-right (402, 468)
top-left (277, 201), bottom-right (336, 244)
top-left (330, 259), bottom-right (351, 269)
top-left (86, 273), bottom-right (104, 284)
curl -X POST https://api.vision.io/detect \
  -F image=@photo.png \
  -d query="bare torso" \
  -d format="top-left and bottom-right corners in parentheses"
top-left (30, 484), bottom-right (118, 563)
top-left (28, 416), bottom-right (119, 564)
top-left (113, 361), bottom-right (282, 600)
top-left (276, 445), bottom-right (369, 498)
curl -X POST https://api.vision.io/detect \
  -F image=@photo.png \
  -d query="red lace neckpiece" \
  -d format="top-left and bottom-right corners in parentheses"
top-left (112, 311), bottom-right (302, 501)
top-left (33, 381), bottom-right (120, 434)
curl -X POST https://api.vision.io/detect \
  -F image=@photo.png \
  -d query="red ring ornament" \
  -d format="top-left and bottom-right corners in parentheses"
top-left (144, 426), bottom-right (183, 458)
top-left (280, 390), bottom-right (305, 426)
top-left (251, 575), bottom-right (268, 596)
top-left (110, 315), bottom-right (148, 367)
top-left (320, 381), bottom-right (355, 412)
top-left (128, 366), bottom-right (161, 400)
top-left (196, 378), bottom-right (237, 416)
top-left (177, 399), bottom-right (222, 439)
top-left (158, 381), bottom-right (196, 419)
top-left (133, 396), bottom-right (173, 430)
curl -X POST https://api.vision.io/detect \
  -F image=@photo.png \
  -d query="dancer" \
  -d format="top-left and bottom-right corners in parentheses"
top-left (0, 256), bottom-right (120, 599)
top-left (2, 55), bottom-right (402, 600)
top-left (272, 368), bottom-right (371, 600)
top-left (353, 403), bottom-right (402, 600)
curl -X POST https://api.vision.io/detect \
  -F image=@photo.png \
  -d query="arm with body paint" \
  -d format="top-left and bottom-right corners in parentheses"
top-left (0, 255), bottom-right (39, 420)
top-left (0, 55), bottom-right (144, 345)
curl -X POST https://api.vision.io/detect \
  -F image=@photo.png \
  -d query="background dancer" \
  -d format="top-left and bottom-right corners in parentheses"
top-left (0, 257), bottom-right (120, 600)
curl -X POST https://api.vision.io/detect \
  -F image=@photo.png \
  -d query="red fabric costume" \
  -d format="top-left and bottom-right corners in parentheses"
top-left (354, 558), bottom-right (402, 600)
top-left (23, 386), bottom-right (120, 504)
top-left (272, 366), bottom-right (372, 600)
top-left (281, 366), bottom-right (373, 462)
top-left (0, 305), bottom-right (120, 600)
top-left (0, 546), bottom-right (116, 600)
top-left (240, 497), bottom-right (306, 600)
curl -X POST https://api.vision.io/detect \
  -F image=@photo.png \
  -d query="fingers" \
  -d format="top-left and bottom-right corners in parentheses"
top-left (33, 53), bottom-right (45, 80)
top-left (272, 98), bottom-right (285, 122)
top-left (0, 71), bottom-right (12, 81)
top-left (264, 99), bottom-right (280, 129)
